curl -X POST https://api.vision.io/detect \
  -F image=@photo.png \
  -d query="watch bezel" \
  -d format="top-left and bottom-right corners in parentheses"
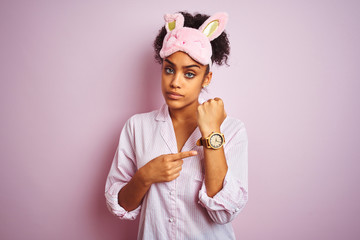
top-left (207, 132), bottom-right (224, 149)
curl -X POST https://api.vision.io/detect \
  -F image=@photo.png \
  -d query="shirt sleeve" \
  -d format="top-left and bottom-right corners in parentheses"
top-left (104, 116), bottom-right (141, 220)
top-left (198, 119), bottom-right (249, 224)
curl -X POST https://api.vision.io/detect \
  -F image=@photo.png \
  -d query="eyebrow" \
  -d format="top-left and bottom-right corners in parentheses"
top-left (164, 59), bottom-right (201, 69)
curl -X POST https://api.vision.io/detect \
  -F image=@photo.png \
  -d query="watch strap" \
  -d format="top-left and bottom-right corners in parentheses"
top-left (196, 137), bottom-right (208, 147)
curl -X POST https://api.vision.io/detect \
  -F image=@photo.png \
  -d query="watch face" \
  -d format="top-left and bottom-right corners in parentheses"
top-left (209, 133), bottom-right (224, 149)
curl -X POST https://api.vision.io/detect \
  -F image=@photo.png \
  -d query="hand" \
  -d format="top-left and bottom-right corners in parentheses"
top-left (197, 97), bottom-right (227, 136)
top-left (140, 151), bottom-right (198, 186)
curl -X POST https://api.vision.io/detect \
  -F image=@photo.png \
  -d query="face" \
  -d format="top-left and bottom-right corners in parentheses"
top-left (161, 51), bottom-right (212, 111)
top-left (209, 133), bottom-right (224, 149)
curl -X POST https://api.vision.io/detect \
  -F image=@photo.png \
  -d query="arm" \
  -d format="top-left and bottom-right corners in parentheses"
top-left (105, 116), bottom-right (198, 216)
top-left (197, 98), bottom-right (249, 224)
top-left (105, 117), bottom-right (142, 220)
top-left (197, 98), bottom-right (228, 197)
top-left (201, 128), bottom-right (228, 197)
top-left (118, 151), bottom-right (197, 211)
top-left (117, 167), bottom-right (151, 212)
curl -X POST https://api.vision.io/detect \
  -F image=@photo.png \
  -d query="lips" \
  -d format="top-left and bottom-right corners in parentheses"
top-left (166, 91), bottom-right (184, 100)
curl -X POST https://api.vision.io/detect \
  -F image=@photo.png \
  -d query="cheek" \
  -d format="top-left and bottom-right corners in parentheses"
top-left (193, 78), bottom-right (204, 91)
top-left (161, 71), bottom-right (169, 82)
top-left (187, 80), bottom-right (203, 97)
top-left (161, 73), bottom-right (166, 86)
top-left (161, 78), bottom-right (166, 93)
top-left (161, 74), bottom-right (171, 94)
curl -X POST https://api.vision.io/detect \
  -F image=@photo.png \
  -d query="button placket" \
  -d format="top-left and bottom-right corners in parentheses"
top-left (168, 180), bottom-right (177, 237)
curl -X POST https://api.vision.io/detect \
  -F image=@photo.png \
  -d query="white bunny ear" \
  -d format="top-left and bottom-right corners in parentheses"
top-left (199, 12), bottom-right (229, 41)
top-left (164, 13), bottom-right (184, 32)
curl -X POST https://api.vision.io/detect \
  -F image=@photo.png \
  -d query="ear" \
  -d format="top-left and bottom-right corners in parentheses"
top-left (202, 71), bottom-right (212, 87)
top-left (199, 12), bottom-right (228, 41)
top-left (164, 13), bottom-right (184, 33)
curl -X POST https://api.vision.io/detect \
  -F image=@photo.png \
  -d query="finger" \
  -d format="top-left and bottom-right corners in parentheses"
top-left (197, 104), bottom-right (205, 113)
top-left (168, 159), bottom-right (183, 169)
top-left (168, 172), bottom-right (180, 181)
top-left (169, 151), bottom-right (197, 161)
top-left (168, 164), bottom-right (182, 174)
top-left (214, 97), bottom-right (224, 105)
top-left (175, 159), bottom-right (184, 167)
top-left (163, 166), bottom-right (182, 179)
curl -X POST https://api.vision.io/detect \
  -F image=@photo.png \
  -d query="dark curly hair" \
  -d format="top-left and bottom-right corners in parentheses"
top-left (153, 11), bottom-right (230, 68)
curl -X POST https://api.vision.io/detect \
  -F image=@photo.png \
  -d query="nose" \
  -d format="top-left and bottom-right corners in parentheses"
top-left (170, 72), bottom-right (181, 88)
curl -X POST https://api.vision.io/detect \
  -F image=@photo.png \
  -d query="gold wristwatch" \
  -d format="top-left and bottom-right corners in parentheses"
top-left (196, 132), bottom-right (225, 149)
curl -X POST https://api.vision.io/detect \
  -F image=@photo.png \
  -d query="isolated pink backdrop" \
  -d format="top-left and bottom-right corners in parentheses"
top-left (1, 0), bottom-right (359, 239)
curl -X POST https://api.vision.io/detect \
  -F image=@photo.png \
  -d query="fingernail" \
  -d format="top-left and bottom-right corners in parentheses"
top-left (191, 151), bottom-right (198, 155)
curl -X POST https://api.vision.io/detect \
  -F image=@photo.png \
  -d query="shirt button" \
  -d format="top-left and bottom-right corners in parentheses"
top-left (235, 208), bottom-right (240, 212)
top-left (169, 218), bottom-right (174, 223)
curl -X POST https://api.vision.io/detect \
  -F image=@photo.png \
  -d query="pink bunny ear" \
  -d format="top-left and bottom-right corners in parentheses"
top-left (164, 13), bottom-right (185, 33)
top-left (198, 12), bottom-right (229, 41)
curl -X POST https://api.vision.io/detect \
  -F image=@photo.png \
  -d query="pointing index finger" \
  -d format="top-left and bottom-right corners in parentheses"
top-left (170, 151), bottom-right (197, 160)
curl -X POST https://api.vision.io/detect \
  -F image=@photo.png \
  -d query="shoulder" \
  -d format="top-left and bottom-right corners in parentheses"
top-left (127, 109), bottom-right (159, 123)
top-left (123, 107), bottom-right (161, 131)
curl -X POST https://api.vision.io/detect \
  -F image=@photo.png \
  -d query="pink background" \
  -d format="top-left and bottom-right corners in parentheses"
top-left (1, 0), bottom-right (359, 239)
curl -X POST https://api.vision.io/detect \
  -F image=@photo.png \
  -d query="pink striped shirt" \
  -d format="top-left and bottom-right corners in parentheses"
top-left (105, 103), bottom-right (248, 239)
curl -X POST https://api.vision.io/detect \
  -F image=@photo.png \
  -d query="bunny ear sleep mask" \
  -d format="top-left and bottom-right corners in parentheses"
top-left (159, 12), bottom-right (229, 70)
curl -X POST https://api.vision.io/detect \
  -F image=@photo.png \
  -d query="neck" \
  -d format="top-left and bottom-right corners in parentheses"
top-left (168, 101), bottom-right (199, 123)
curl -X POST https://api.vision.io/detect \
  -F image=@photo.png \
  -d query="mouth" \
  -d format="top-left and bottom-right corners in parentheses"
top-left (166, 91), bottom-right (184, 100)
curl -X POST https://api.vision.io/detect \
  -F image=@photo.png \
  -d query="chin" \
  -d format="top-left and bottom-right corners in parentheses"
top-left (164, 98), bottom-right (198, 111)
top-left (164, 99), bottom-right (184, 109)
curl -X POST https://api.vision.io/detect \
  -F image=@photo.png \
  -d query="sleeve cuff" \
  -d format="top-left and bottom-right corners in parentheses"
top-left (105, 182), bottom-right (141, 220)
top-left (198, 170), bottom-right (248, 215)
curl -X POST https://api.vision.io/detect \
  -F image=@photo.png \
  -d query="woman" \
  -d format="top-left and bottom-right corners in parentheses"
top-left (105, 11), bottom-right (248, 240)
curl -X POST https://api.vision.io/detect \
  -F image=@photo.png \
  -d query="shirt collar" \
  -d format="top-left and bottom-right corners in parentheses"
top-left (155, 103), bottom-right (170, 122)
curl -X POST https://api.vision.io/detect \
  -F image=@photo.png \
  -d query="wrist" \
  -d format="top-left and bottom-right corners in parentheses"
top-left (200, 127), bottom-right (221, 137)
top-left (137, 167), bottom-right (152, 187)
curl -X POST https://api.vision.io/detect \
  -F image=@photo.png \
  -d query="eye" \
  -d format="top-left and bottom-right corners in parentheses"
top-left (185, 72), bottom-right (195, 78)
top-left (165, 67), bottom-right (174, 74)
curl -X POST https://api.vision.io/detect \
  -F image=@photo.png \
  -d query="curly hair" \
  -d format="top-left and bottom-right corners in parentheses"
top-left (153, 11), bottom-right (230, 67)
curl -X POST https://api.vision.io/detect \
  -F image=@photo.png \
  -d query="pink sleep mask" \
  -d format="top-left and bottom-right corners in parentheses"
top-left (159, 12), bottom-right (229, 69)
